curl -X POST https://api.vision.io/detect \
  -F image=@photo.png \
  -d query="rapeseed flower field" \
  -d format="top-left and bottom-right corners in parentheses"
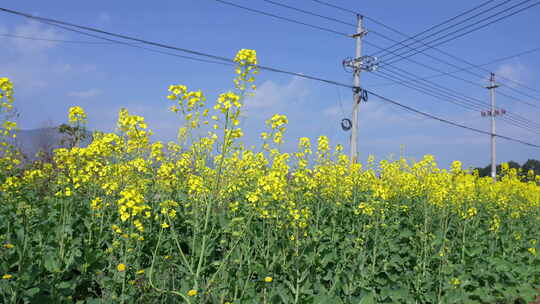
top-left (0, 50), bottom-right (539, 303)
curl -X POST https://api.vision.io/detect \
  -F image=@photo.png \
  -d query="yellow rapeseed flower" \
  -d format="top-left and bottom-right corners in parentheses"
top-left (68, 106), bottom-right (87, 124)
top-left (117, 263), bottom-right (126, 272)
top-left (187, 289), bottom-right (197, 297)
top-left (2, 274), bottom-right (12, 279)
top-left (264, 276), bottom-right (273, 283)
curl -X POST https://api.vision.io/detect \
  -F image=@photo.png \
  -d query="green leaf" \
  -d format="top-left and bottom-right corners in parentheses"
top-left (43, 255), bottom-right (60, 273)
top-left (312, 294), bottom-right (343, 304)
top-left (57, 281), bottom-right (72, 290)
top-left (24, 287), bottom-right (40, 297)
top-left (358, 291), bottom-right (375, 304)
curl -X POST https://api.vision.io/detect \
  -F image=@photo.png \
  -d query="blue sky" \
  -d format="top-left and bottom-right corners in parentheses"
top-left (0, 0), bottom-right (539, 169)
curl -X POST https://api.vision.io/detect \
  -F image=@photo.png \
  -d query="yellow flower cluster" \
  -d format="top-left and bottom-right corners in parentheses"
top-left (0, 50), bottom-right (539, 302)
top-left (234, 49), bottom-right (258, 91)
top-left (117, 187), bottom-right (150, 222)
top-left (214, 92), bottom-right (241, 114)
top-left (0, 77), bottom-right (19, 165)
top-left (68, 106), bottom-right (87, 124)
top-left (0, 77), bottom-right (14, 112)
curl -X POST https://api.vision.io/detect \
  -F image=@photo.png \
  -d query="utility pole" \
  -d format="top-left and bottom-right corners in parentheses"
top-left (342, 15), bottom-right (376, 164)
top-left (350, 14), bottom-right (364, 164)
top-left (483, 72), bottom-right (503, 181)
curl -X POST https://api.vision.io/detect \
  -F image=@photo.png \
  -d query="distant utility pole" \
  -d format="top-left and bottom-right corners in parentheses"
top-left (482, 72), bottom-right (505, 181)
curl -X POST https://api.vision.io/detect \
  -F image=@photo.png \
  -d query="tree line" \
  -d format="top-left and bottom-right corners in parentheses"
top-left (474, 159), bottom-right (540, 178)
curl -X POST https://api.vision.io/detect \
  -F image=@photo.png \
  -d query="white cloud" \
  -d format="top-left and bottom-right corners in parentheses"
top-left (323, 105), bottom-right (341, 117)
top-left (68, 89), bottom-right (102, 99)
top-left (0, 20), bottom-right (100, 92)
top-left (97, 12), bottom-right (111, 24)
top-left (494, 63), bottom-right (530, 87)
top-left (81, 64), bottom-right (98, 73)
top-left (244, 76), bottom-right (309, 112)
top-left (0, 61), bottom-right (49, 89)
top-left (11, 20), bottom-right (64, 53)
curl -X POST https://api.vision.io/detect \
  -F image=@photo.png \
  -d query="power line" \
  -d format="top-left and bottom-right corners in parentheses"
top-left (377, 57), bottom-right (540, 130)
top-left (369, 89), bottom-right (540, 148)
top-left (497, 90), bottom-right (540, 110)
top-left (375, 0), bottom-right (513, 58)
top-left (365, 39), bottom-right (540, 124)
top-left (383, 0), bottom-right (540, 65)
top-left (374, 42), bottom-right (540, 114)
top-left (373, 67), bottom-right (540, 133)
top-left (0, 6), bottom-right (538, 148)
top-left (355, 4), bottom-right (540, 100)
top-left (337, 3), bottom-right (540, 103)
top-left (266, 0), bottom-right (540, 108)
top-left (0, 33), bottom-right (113, 44)
top-left (336, 86), bottom-right (346, 118)
top-left (27, 21), bottom-right (236, 67)
top-left (374, 70), bottom-right (483, 112)
top-left (307, 0), bottom-right (359, 15)
top-left (265, 0), bottom-right (540, 106)
top-left (213, 0), bottom-right (350, 37)
top-left (373, 68), bottom-right (540, 133)
top-left (367, 40), bottom-right (540, 127)
top-left (0, 7), bottom-right (236, 64)
top-left (368, 31), bottom-right (540, 110)
top-left (261, 0), bottom-right (355, 27)
top-left (215, 0), bottom-right (540, 110)
top-left (370, 45), bottom-right (540, 87)
top-left (0, 6), bottom-right (353, 89)
top-left (494, 72), bottom-right (540, 95)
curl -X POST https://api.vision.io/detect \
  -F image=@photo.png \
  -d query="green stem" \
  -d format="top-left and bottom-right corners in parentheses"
top-left (149, 226), bottom-right (193, 303)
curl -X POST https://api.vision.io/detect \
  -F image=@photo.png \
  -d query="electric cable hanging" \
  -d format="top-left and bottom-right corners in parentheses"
top-left (372, 69), bottom-right (540, 134)
top-left (307, 0), bottom-right (540, 99)
top-left (335, 86), bottom-right (352, 131)
top-left (374, 56), bottom-right (540, 131)
top-left (378, 64), bottom-right (540, 130)
top-left (370, 45), bottom-right (540, 87)
top-left (238, 0), bottom-right (540, 107)
top-left (365, 39), bottom-right (540, 127)
top-left (369, 90), bottom-right (540, 148)
top-left (217, 0), bottom-right (535, 116)
top-left (363, 7), bottom-right (540, 100)
top-left (383, 0), bottom-right (540, 65)
top-left (213, 0), bottom-right (350, 37)
top-left (0, 6), bottom-right (538, 148)
top-left (375, 0), bottom-right (515, 58)
top-left (261, 0), bottom-right (354, 27)
top-left (371, 33), bottom-right (540, 109)
top-left (0, 7), bottom-right (353, 90)
top-left (0, 33), bottom-right (114, 44)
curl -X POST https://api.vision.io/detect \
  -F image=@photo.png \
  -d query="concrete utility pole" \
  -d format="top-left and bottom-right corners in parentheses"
top-left (487, 73), bottom-right (500, 181)
top-left (342, 15), bottom-right (376, 164)
top-left (350, 14), bottom-right (364, 164)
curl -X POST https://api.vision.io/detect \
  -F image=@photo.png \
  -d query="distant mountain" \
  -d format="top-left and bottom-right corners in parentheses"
top-left (14, 127), bottom-right (91, 160)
